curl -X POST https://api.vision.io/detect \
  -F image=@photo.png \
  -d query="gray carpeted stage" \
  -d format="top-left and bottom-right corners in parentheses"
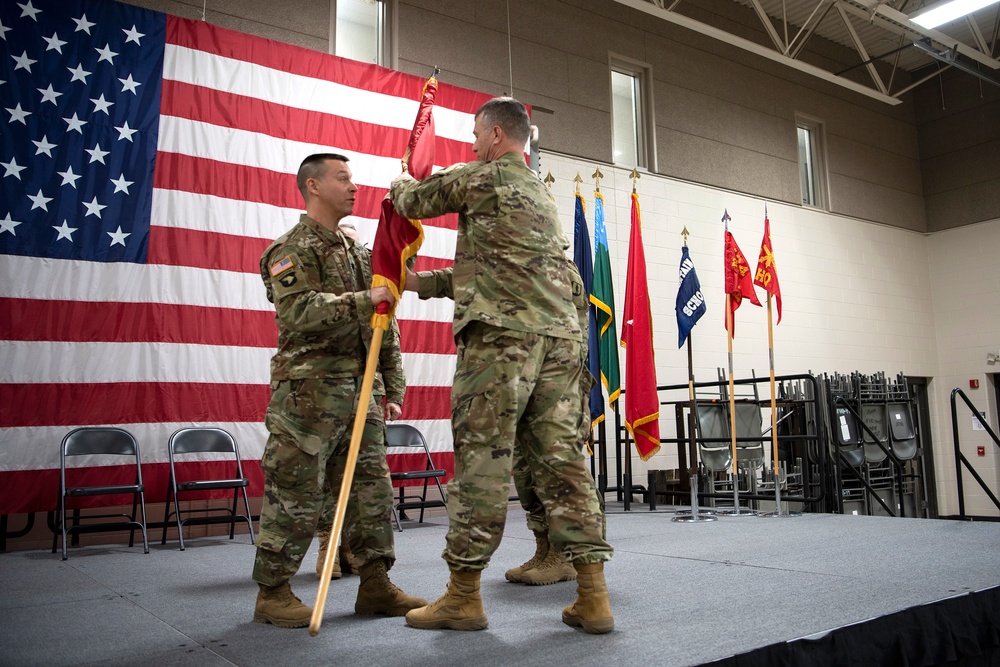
top-left (3, 506), bottom-right (1000, 666)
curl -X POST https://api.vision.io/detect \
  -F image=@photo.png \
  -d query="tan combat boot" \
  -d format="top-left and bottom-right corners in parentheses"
top-left (315, 529), bottom-right (342, 579)
top-left (253, 582), bottom-right (312, 628)
top-left (405, 570), bottom-right (489, 631)
top-left (562, 562), bottom-right (614, 634)
top-left (520, 543), bottom-right (577, 586)
top-left (338, 539), bottom-right (357, 576)
top-left (504, 531), bottom-right (548, 583)
top-left (354, 558), bottom-right (428, 616)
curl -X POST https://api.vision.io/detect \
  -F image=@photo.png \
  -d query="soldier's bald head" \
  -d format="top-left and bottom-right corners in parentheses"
top-left (475, 98), bottom-right (530, 147)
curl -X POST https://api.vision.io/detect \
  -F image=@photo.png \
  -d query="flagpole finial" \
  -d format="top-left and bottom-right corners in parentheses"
top-left (430, 66), bottom-right (440, 79)
top-left (592, 167), bottom-right (604, 193)
top-left (543, 171), bottom-right (555, 190)
top-left (722, 208), bottom-right (731, 230)
top-left (681, 226), bottom-right (690, 246)
top-left (629, 168), bottom-right (640, 193)
top-left (573, 173), bottom-right (582, 193)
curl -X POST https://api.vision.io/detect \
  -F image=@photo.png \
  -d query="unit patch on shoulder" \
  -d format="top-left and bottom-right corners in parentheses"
top-left (270, 255), bottom-right (294, 276)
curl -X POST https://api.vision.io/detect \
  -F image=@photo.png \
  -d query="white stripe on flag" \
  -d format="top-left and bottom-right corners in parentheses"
top-left (163, 45), bottom-right (477, 143)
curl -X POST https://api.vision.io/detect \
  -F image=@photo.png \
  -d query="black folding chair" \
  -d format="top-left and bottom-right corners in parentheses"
top-left (161, 427), bottom-right (255, 550)
top-left (52, 427), bottom-right (149, 561)
top-left (386, 424), bottom-right (447, 531)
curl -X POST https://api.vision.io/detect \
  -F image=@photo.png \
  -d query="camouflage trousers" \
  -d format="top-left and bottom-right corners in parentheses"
top-left (252, 378), bottom-right (396, 587)
top-left (512, 366), bottom-right (598, 535)
top-left (444, 322), bottom-right (613, 572)
top-left (315, 398), bottom-right (386, 545)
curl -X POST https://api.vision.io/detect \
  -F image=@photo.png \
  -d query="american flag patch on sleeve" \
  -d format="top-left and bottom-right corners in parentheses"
top-left (270, 256), bottom-right (294, 276)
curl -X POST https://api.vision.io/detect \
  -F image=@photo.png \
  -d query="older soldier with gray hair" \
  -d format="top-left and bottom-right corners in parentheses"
top-left (252, 153), bottom-right (425, 628)
top-left (389, 97), bottom-right (614, 634)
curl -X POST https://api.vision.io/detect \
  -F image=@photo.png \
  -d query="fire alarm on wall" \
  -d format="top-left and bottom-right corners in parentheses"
top-left (970, 379), bottom-right (980, 389)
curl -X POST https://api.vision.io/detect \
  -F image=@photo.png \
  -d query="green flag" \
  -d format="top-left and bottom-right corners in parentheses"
top-left (590, 192), bottom-right (621, 407)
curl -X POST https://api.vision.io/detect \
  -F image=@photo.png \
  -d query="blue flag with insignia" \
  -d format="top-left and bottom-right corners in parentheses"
top-left (572, 192), bottom-right (603, 430)
top-left (676, 245), bottom-right (706, 348)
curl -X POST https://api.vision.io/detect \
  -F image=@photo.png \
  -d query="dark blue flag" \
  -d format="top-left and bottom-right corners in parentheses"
top-left (572, 192), bottom-right (603, 430)
top-left (676, 245), bottom-right (707, 348)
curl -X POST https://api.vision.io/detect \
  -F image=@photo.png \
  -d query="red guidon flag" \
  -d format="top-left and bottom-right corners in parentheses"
top-left (724, 230), bottom-right (761, 336)
top-left (619, 192), bottom-right (661, 461)
top-left (370, 74), bottom-right (439, 326)
top-left (753, 213), bottom-right (782, 324)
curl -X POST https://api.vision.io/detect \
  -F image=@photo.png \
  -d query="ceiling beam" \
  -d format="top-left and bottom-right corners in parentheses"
top-left (613, 0), bottom-right (902, 104)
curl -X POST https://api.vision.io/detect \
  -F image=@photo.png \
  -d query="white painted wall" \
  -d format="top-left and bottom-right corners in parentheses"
top-left (541, 150), bottom-right (1000, 518)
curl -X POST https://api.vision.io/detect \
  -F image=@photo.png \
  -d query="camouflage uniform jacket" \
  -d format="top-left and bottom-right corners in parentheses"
top-left (391, 152), bottom-right (581, 342)
top-left (260, 214), bottom-right (404, 405)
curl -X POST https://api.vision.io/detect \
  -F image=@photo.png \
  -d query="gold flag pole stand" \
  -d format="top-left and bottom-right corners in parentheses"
top-left (757, 293), bottom-right (801, 519)
top-left (719, 228), bottom-right (753, 518)
top-left (674, 227), bottom-right (717, 524)
top-left (310, 316), bottom-right (388, 636)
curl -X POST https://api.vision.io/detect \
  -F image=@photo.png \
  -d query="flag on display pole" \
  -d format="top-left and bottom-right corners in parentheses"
top-left (620, 191), bottom-right (660, 461)
top-left (753, 209), bottom-right (782, 324)
top-left (723, 222), bottom-right (761, 337)
top-left (675, 244), bottom-right (706, 348)
top-left (0, 0), bottom-right (491, 514)
top-left (572, 191), bottom-right (603, 430)
top-left (591, 190), bottom-right (620, 407)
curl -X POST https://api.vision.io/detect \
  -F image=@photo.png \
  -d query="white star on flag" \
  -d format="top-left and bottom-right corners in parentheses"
top-left (90, 93), bottom-right (113, 114)
top-left (57, 166), bottom-right (81, 188)
top-left (7, 103), bottom-right (31, 124)
top-left (63, 112), bottom-right (86, 133)
top-left (73, 13), bottom-right (95, 34)
top-left (111, 174), bottom-right (133, 194)
top-left (122, 25), bottom-right (144, 44)
top-left (0, 20), bottom-right (11, 40)
top-left (27, 188), bottom-right (52, 211)
top-left (115, 121), bottom-right (137, 142)
top-left (95, 44), bottom-right (117, 64)
top-left (1, 157), bottom-right (26, 179)
top-left (108, 226), bottom-right (130, 246)
top-left (12, 51), bottom-right (37, 72)
top-left (43, 32), bottom-right (66, 53)
top-left (37, 84), bottom-right (61, 105)
top-left (53, 220), bottom-right (77, 241)
top-left (119, 74), bottom-right (141, 94)
top-left (82, 196), bottom-right (106, 218)
top-left (0, 213), bottom-right (22, 235)
top-left (85, 142), bottom-right (109, 164)
top-left (67, 63), bottom-right (91, 83)
top-left (32, 135), bottom-right (56, 156)
top-left (18, 1), bottom-right (41, 21)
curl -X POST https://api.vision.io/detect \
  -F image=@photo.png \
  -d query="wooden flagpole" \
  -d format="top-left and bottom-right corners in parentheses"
top-left (310, 318), bottom-right (387, 636)
top-left (766, 293), bottom-right (778, 478)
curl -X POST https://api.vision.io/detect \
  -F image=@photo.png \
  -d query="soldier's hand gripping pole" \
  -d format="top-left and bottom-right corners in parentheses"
top-left (309, 306), bottom-right (390, 637)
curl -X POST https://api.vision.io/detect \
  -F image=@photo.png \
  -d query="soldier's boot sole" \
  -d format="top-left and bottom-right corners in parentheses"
top-left (252, 610), bottom-right (310, 629)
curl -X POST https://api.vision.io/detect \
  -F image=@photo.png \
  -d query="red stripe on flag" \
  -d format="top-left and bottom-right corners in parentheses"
top-left (413, 256), bottom-right (455, 271)
top-left (399, 385), bottom-right (452, 421)
top-left (0, 298), bottom-right (277, 347)
top-left (1, 382), bottom-right (454, 426)
top-left (165, 17), bottom-right (489, 116)
top-left (148, 226), bottom-right (271, 274)
top-left (161, 80), bottom-right (475, 168)
top-left (2, 383), bottom-right (269, 428)
top-left (397, 320), bottom-right (456, 354)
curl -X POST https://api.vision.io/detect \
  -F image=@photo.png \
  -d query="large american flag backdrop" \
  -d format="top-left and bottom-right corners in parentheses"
top-left (0, 0), bottom-right (487, 514)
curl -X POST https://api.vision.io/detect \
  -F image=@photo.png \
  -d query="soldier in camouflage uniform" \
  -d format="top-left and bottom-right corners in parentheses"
top-left (252, 153), bottom-right (425, 628)
top-left (389, 98), bottom-right (614, 634)
top-left (313, 222), bottom-right (406, 581)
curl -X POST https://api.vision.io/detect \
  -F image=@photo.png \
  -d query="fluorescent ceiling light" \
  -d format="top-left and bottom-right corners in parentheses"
top-left (910, 0), bottom-right (1000, 29)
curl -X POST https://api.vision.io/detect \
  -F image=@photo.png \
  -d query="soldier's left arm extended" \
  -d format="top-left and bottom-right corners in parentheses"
top-left (390, 163), bottom-right (468, 220)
